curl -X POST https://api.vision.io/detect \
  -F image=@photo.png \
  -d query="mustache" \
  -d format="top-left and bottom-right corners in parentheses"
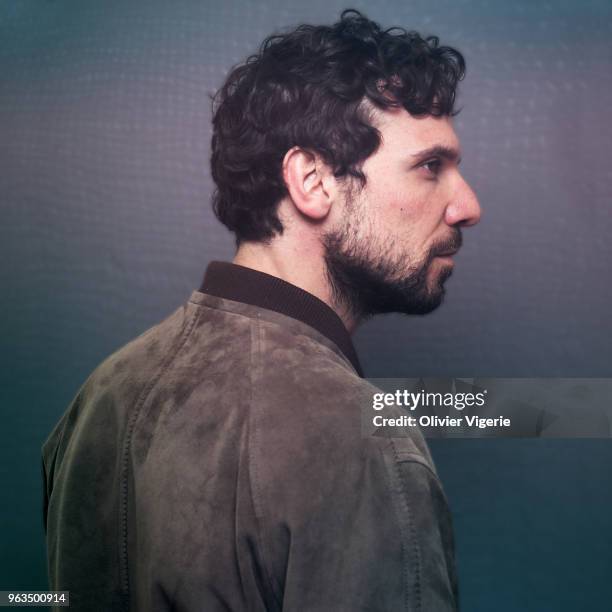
top-left (429, 228), bottom-right (463, 258)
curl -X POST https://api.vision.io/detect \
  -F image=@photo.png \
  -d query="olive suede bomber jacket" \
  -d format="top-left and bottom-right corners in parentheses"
top-left (42, 261), bottom-right (458, 611)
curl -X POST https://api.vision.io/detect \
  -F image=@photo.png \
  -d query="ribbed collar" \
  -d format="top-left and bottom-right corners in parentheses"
top-left (199, 261), bottom-right (363, 377)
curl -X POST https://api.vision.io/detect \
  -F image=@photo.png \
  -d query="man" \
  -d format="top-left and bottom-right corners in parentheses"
top-left (42, 9), bottom-right (480, 611)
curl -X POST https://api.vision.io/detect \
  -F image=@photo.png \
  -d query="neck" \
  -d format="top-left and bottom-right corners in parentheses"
top-left (233, 241), bottom-right (360, 333)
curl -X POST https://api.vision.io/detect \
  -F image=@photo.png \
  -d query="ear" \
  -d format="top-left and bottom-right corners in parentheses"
top-left (282, 147), bottom-right (333, 220)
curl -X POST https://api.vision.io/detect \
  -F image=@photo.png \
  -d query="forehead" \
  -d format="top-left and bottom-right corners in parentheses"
top-left (373, 107), bottom-right (460, 155)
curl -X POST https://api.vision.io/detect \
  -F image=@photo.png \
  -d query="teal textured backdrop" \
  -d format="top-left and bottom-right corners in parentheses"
top-left (1, 1), bottom-right (611, 609)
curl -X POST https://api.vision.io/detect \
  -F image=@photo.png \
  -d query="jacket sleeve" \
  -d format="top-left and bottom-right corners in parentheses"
top-left (41, 388), bottom-right (85, 539)
top-left (250, 429), bottom-right (458, 612)
top-left (388, 449), bottom-right (459, 611)
top-left (42, 458), bottom-right (49, 535)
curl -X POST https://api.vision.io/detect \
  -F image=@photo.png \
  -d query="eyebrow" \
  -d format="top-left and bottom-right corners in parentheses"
top-left (411, 145), bottom-right (462, 164)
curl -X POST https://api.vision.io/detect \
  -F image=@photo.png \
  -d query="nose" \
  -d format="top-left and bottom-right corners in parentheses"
top-left (444, 174), bottom-right (481, 227)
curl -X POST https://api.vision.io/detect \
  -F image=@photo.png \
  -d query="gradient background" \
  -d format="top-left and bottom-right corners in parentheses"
top-left (2, 1), bottom-right (612, 609)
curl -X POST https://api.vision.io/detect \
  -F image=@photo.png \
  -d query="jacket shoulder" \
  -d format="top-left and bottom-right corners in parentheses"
top-left (246, 318), bottom-right (456, 610)
top-left (41, 298), bottom-right (200, 477)
top-left (251, 315), bottom-right (432, 467)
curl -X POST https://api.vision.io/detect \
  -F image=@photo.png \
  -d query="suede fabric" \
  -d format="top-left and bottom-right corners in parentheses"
top-left (42, 291), bottom-right (457, 611)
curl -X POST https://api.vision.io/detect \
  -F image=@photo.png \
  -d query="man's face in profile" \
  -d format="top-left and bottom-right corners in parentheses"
top-left (324, 107), bottom-right (481, 319)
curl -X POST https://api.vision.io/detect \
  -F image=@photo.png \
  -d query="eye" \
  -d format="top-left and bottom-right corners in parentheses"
top-left (421, 158), bottom-right (442, 176)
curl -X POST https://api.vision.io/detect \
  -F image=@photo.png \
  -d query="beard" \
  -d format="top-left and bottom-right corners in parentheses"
top-left (323, 220), bottom-right (462, 321)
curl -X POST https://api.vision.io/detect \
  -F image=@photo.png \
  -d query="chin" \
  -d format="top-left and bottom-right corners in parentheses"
top-left (427, 262), bottom-right (453, 288)
top-left (408, 289), bottom-right (446, 315)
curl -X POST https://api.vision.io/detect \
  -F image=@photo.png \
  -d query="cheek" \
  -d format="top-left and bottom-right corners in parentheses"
top-left (388, 192), bottom-right (424, 225)
top-left (364, 176), bottom-right (440, 239)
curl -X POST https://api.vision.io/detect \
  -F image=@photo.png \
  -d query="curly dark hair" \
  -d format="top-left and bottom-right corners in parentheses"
top-left (210, 9), bottom-right (465, 244)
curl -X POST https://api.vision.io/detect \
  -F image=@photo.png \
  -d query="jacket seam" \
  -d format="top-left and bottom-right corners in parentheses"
top-left (248, 316), bottom-right (284, 611)
top-left (384, 439), bottom-right (423, 611)
top-left (190, 294), bottom-right (357, 376)
top-left (394, 451), bottom-right (441, 481)
top-left (118, 302), bottom-right (203, 608)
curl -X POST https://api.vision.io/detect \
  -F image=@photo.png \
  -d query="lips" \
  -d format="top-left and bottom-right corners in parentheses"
top-left (433, 230), bottom-right (463, 258)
